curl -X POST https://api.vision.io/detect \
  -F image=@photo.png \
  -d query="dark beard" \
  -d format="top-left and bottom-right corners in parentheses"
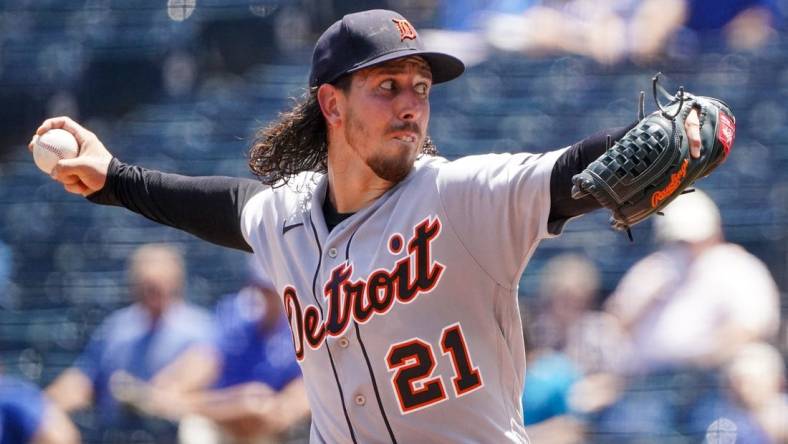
top-left (366, 151), bottom-right (413, 183)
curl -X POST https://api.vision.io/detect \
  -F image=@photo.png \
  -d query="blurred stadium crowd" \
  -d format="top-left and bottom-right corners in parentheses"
top-left (0, 0), bottom-right (786, 443)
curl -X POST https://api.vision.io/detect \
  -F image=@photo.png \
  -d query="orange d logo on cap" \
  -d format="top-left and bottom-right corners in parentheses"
top-left (392, 19), bottom-right (417, 41)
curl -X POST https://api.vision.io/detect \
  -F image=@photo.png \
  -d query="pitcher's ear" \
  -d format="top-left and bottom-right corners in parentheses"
top-left (317, 84), bottom-right (344, 128)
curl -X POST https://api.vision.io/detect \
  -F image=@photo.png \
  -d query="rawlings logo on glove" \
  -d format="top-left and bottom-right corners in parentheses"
top-left (651, 158), bottom-right (688, 209)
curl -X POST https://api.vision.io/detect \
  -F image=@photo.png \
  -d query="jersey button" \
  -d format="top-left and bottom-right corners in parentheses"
top-left (338, 337), bottom-right (349, 348)
top-left (354, 394), bottom-right (366, 406)
top-left (328, 248), bottom-right (338, 258)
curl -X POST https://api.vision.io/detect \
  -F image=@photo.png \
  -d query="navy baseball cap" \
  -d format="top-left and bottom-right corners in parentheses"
top-left (309, 9), bottom-right (465, 87)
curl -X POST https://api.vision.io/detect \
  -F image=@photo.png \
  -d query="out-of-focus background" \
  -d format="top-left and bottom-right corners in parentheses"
top-left (0, 1), bottom-right (785, 443)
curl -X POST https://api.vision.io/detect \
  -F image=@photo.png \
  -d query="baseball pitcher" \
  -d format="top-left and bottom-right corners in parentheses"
top-left (29, 9), bottom-right (733, 443)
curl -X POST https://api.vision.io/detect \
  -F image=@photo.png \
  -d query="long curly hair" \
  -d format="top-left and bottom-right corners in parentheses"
top-left (248, 76), bottom-right (439, 187)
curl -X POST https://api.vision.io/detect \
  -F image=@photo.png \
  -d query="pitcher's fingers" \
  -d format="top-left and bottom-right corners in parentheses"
top-left (28, 135), bottom-right (38, 152)
top-left (685, 109), bottom-right (702, 158)
top-left (51, 158), bottom-right (84, 182)
top-left (64, 181), bottom-right (88, 195)
top-left (36, 116), bottom-right (89, 146)
top-left (58, 174), bottom-right (82, 186)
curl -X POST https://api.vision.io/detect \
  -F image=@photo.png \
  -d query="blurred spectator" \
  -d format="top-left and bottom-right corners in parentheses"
top-left (606, 189), bottom-right (780, 372)
top-left (482, 0), bottom-right (685, 65)
top-left (683, 0), bottom-right (781, 51)
top-left (421, 0), bottom-right (535, 66)
top-left (522, 348), bottom-right (580, 426)
top-left (441, 0), bottom-right (781, 65)
top-left (521, 345), bottom-right (586, 444)
top-left (592, 189), bottom-right (781, 440)
top-left (115, 257), bottom-right (309, 444)
top-left (689, 342), bottom-right (788, 444)
top-left (530, 254), bottom-right (629, 375)
top-left (45, 244), bottom-right (216, 443)
top-left (0, 373), bottom-right (80, 444)
top-left (522, 254), bottom-right (629, 443)
top-left (723, 343), bottom-right (787, 443)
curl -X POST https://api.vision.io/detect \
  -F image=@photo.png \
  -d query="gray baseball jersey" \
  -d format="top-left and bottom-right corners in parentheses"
top-left (240, 149), bottom-right (566, 443)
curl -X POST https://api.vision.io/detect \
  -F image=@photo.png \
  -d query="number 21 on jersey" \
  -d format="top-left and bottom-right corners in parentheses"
top-left (385, 322), bottom-right (484, 414)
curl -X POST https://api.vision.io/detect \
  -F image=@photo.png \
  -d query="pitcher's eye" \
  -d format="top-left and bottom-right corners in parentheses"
top-left (415, 82), bottom-right (430, 96)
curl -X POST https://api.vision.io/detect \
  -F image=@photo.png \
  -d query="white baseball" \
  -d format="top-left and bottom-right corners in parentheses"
top-left (33, 128), bottom-right (80, 174)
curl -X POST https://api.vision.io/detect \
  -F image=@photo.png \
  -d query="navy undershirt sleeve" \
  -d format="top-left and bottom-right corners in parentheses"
top-left (87, 158), bottom-right (265, 252)
top-left (548, 122), bottom-right (637, 234)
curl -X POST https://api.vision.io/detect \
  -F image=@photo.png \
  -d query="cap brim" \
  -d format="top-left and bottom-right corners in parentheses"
top-left (347, 49), bottom-right (465, 84)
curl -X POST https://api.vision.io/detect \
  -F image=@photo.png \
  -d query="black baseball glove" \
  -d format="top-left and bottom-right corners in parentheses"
top-left (571, 74), bottom-right (736, 237)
